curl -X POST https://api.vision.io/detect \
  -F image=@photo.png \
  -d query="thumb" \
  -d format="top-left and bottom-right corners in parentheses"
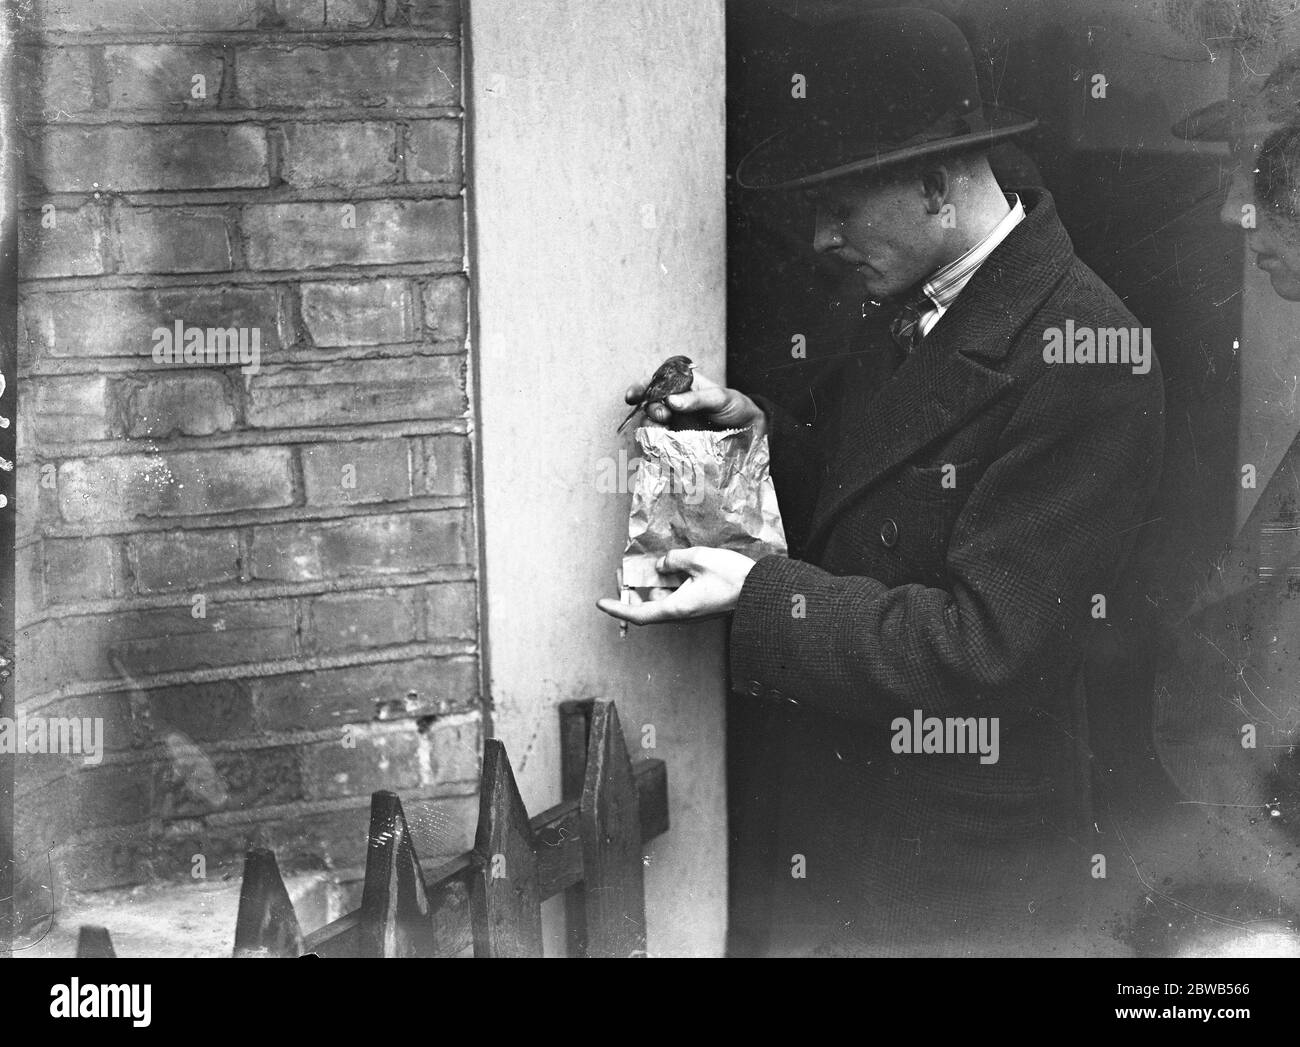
top-left (665, 386), bottom-right (727, 414)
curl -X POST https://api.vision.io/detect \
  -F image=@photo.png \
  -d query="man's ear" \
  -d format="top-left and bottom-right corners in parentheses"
top-left (920, 165), bottom-right (950, 216)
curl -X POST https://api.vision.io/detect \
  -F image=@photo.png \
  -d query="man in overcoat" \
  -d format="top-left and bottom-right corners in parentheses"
top-left (599, 7), bottom-right (1166, 955)
top-left (1145, 55), bottom-right (1300, 918)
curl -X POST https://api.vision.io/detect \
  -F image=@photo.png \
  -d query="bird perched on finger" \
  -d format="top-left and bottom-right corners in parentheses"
top-left (616, 355), bottom-right (695, 433)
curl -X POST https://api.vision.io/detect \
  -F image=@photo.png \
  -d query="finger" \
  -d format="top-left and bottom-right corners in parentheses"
top-left (687, 369), bottom-right (721, 390)
top-left (658, 547), bottom-right (703, 576)
top-left (624, 383), bottom-right (648, 405)
top-left (596, 596), bottom-right (678, 626)
top-left (664, 386), bottom-right (728, 414)
top-left (646, 402), bottom-right (672, 423)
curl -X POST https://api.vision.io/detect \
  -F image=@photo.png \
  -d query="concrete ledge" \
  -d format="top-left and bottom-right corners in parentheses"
top-left (17, 869), bottom-right (344, 958)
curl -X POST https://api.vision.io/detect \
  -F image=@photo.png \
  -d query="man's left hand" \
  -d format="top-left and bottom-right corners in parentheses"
top-left (597, 547), bottom-right (757, 625)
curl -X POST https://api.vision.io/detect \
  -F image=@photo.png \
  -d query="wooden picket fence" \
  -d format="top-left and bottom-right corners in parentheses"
top-left (76, 699), bottom-right (668, 958)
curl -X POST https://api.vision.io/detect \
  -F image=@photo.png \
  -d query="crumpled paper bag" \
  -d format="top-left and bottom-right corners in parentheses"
top-left (619, 426), bottom-right (787, 603)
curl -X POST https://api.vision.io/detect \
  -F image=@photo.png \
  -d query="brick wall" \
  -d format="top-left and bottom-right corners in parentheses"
top-left (13, 0), bottom-right (480, 903)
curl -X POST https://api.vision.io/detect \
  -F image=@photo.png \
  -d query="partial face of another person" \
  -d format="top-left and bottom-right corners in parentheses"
top-left (807, 171), bottom-right (945, 300)
top-left (1220, 120), bottom-right (1300, 301)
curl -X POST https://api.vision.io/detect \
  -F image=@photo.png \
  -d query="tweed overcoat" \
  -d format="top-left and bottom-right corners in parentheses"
top-left (1153, 429), bottom-right (1300, 841)
top-left (727, 188), bottom-right (1166, 953)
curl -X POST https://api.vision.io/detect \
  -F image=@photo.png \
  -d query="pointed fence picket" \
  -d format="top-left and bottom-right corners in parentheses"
top-left (76, 925), bottom-right (117, 958)
top-left (74, 699), bottom-right (668, 958)
top-left (233, 848), bottom-right (303, 958)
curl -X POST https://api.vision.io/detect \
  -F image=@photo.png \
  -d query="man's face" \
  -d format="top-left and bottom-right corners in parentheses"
top-left (1220, 122), bottom-right (1300, 301)
top-left (807, 174), bottom-right (943, 300)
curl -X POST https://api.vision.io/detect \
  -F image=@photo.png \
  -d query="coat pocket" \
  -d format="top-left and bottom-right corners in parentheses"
top-left (895, 457), bottom-right (980, 504)
top-left (888, 458), bottom-right (979, 582)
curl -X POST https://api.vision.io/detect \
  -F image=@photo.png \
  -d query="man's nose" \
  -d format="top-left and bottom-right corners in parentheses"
top-left (812, 207), bottom-right (842, 254)
top-left (1219, 169), bottom-right (1255, 230)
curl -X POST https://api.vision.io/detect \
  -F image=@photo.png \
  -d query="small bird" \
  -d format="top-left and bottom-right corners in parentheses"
top-left (616, 355), bottom-right (695, 433)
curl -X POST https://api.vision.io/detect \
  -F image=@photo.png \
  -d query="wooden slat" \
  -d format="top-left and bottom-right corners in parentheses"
top-left (303, 913), bottom-right (361, 958)
top-left (232, 848), bottom-right (303, 958)
top-left (357, 791), bottom-right (435, 958)
top-left (534, 757), bottom-right (667, 894)
top-left (304, 759), bottom-right (668, 955)
top-left (76, 925), bottom-right (116, 958)
top-left (580, 701), bottom-right (647, 957)
top-left (558, 701), bottom-right (593, 804)
top-left (559, 699), bottom-right (593, 956)
top-left (470, 739), bottom-right (543, 957)
top-left (302, 858), bottom-right (475, 958)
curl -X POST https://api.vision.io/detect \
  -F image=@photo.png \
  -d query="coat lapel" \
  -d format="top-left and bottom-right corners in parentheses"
top-left (804, 188), bottom-right (1078, 553)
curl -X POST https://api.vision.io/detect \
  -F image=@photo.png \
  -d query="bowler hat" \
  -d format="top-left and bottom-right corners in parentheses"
top-left (736, 7), bottom-right (1037, 191)
top-left (1173, 48), bottom-right (1300, 141)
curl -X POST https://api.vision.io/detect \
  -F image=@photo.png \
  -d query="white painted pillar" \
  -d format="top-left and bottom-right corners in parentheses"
top-left (467, 0), bottom-right (728, 957)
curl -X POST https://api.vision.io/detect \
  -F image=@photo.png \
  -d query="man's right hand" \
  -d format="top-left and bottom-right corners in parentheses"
top-left (625, 369), bottom-right (767, 434)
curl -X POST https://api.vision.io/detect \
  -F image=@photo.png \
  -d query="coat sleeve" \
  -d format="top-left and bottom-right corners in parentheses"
top-left (729, 365), bottom-right (1165, 726)
top-left (1173, 431), bottom-right (1300, 619)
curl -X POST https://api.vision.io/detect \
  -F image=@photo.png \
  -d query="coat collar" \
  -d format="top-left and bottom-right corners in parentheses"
top-left (805, 188), bottom-right (1077, 551)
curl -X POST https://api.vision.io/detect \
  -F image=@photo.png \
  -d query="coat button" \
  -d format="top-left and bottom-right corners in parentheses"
top-left (880, 518), bottom-right (900, 548)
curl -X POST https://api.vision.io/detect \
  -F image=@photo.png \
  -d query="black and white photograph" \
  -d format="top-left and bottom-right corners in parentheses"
top-left (0, 0), bottom-right (1298, 1019)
